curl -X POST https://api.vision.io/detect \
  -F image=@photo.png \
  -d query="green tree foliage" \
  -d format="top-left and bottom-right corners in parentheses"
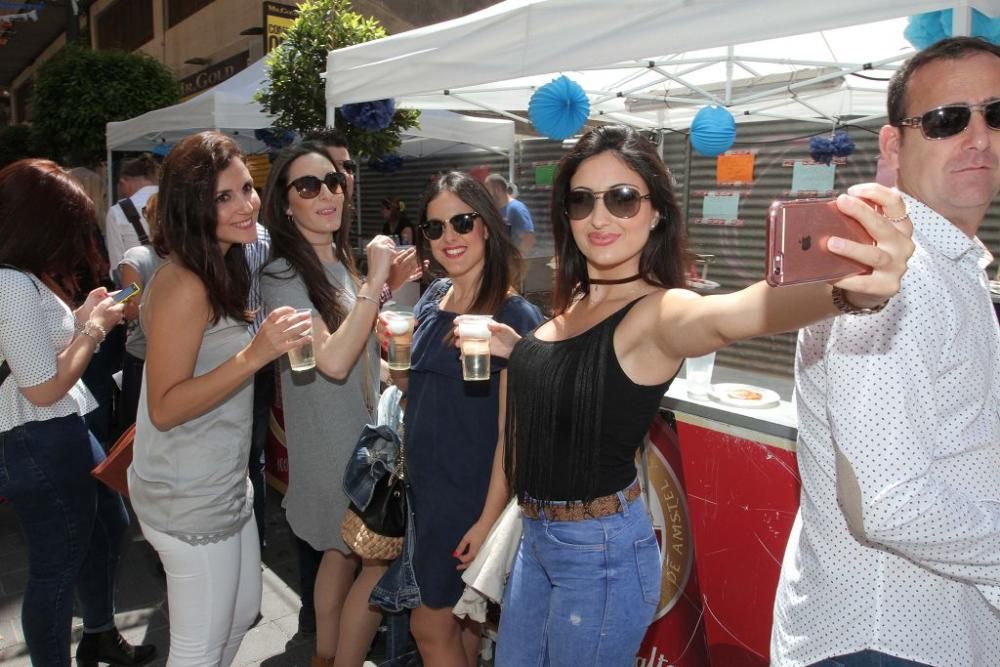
top-left (257, 0), bottom-right (419, 158)
top-left (0, 125), bottom-right (32, 169)
top-left (30, 46), bottom-right (180, 166)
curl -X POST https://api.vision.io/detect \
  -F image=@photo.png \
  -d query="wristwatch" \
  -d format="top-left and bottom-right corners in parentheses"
top-left (831, 287), bottom-right (889, 315)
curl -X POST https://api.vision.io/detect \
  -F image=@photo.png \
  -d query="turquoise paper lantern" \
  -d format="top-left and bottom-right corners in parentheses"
top-left (690, 105), bottom-right (736, 157)
top-left (528, 75), bottom-right (590, 141)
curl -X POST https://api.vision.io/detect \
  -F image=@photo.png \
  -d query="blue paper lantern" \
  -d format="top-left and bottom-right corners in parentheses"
top-left (340, 99), bottom-right (397, 132)
top-left (904, 9), bottom-right (999, 50)
top-left (528, 75), bottom-right (590, 141)
top-left (690, 105), bottom-right (736, 157)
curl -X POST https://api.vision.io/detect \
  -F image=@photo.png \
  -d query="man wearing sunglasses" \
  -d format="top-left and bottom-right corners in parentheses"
top-left (772, 36), bottom-right (1000, 667)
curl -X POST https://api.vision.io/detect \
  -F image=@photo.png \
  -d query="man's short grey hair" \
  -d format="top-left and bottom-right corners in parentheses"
top-left (485, 174), bottom-right (511, 193)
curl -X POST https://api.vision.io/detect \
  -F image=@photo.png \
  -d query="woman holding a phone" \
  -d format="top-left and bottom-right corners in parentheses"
top-left (457, 124), bottom-right (914, 665)
top-left (129, 131), bottom-right (311, 665)
top-left (0, 159), bottom-right (156, 666)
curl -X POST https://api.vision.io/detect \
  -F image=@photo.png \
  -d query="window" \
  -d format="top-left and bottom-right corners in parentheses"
top-left (96, 0), bottom-right (153, 52)
top-left (166, 0), bottom-right (215, 29)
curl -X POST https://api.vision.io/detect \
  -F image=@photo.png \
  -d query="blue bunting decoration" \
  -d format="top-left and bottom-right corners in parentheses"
top-left (368, 153), bottom-right (403, 174)
top-left (904, 9), bottom-right (999, 50)
top-left (528, 75), bottom-right (590, 141)
top-left (810, 130), bottom-right (855, 165)
top-left (690, 106), bottom-right (736, 157)
top-left (340, 99), bottom-right (397, 132)
top-left (253, 127), bottom-right (298, 150)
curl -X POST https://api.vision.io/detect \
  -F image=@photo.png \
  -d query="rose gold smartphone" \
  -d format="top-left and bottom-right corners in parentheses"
top-left (765, 198), bottom-right (876, 287)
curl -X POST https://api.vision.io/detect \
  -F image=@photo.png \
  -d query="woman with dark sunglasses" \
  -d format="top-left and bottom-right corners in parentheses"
top-left (260, 142), bottom-right (418, 667)
top-left (456, 124), bottom-right (915, 666)
top-left (129, 132), bottom-right (311, 665)
top-left (393, 172), bottom-right (543, 666)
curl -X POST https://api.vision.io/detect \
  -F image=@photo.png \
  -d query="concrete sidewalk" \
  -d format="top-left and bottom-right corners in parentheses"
top-left (0, 488), bottom-right (349, 666)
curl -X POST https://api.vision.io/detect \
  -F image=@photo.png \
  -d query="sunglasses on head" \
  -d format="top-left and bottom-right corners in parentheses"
top-left (565, 185), bottom-right (652, 221)
top-left (898, 100), bottom-right (1000, 140)
top-left (286, 171), bottom-right (347, 199)
top-left (418, 212), bottom-right (480, 240)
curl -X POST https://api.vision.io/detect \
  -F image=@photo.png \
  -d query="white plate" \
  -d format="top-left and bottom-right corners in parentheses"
top-left (710, 383), bottom-right (781, 409)
top-left (687, 278), bottom-right (720, 291)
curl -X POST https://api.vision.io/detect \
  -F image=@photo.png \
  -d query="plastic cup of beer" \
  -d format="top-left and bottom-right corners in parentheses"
top-left (458, 315), bottom-right (493, 381)
top-left (383, 309), bottom-right (415, 371)
top-left (684, 352), bottom-right (715, 398)
top-left (288, 308), bottom-right (316, 372)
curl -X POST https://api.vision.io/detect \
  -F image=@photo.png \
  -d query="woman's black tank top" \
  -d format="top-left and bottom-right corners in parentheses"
top-left (504, 296), bottom-right (672, 502)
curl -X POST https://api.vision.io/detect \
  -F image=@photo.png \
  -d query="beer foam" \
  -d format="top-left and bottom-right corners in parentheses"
top-left (458, 319), bottom-right (491, 339)
top-left (385, 316), bottom-right (412, 335)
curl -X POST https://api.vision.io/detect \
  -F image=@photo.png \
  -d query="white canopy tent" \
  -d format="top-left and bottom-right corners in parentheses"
top-left (324, 0), bottom-right (999, 131)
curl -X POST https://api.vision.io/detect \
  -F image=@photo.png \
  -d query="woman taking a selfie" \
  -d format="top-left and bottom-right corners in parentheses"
top-left (0, 159), bottom-right (155, 666)
top-left (129, 131), bottom-right (310, 666)
top-left (459, 125), bottom-right (914, 666)
top-left (397, 172), bottom-right (543, 667)
top-left (261, 142), bottom-right (417, 666)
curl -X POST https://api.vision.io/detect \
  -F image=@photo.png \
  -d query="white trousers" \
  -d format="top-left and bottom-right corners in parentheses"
top-left (140, 517), bottom-right (262, 667)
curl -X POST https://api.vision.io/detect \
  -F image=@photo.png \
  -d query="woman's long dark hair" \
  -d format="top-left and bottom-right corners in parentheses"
top-left (262, 142), bottom-right (357, 332)
top-left (155, 131), bottom-right (250, 324)
top-left (0, 159), bottom-right (103, 303)
top-left (416, 172), bottom-right (522, 315)
top-left (550, 125), bottom-right (687, 313)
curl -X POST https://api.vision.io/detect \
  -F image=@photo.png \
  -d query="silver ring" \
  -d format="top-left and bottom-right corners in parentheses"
top-left (885, 213), bottom-right (909, 224)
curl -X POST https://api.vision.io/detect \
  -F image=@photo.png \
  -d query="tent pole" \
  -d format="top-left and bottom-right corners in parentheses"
top-left (106, 148), bottom-right (113, 211)
top-left (952, 4), bottom-right (972, 35)
top-left (508, 143), bottom-right (515, 187)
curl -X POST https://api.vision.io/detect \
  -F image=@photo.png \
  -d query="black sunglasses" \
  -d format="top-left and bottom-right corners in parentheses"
top-left (898, 100), bottom-right (1000, 140)
top-left (566, 185), bottom-right (652, 220)
top-left (286, 171), bottom-right (347, 199)
top-left (418, 212), bottom-right (480, 240)
top-left (338, 159), bottom-right (357, 175)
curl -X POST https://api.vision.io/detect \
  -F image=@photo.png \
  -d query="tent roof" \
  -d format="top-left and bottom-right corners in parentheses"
top-left (324, 0), bottom-right (1000, 129)
top-left (106, 59), bottom-right (515, 156)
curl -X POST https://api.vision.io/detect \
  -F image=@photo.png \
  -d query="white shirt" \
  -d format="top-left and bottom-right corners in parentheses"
top-left (105, 184), bottom-right (157, 277)
top-left (0, 270), bottom-right (97, 432)
top-left (772, 195), bottom-right (1000, 667)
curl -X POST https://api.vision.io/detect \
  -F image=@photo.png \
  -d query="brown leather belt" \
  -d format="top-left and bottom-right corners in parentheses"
top-left (519, 480), bottom-right (642, 521)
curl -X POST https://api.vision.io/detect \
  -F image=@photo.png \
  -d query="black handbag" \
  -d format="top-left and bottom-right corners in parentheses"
top-left (341, 424), bottom-right (407, 560)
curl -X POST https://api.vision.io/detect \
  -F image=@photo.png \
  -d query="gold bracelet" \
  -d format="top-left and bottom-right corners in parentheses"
top-left (831, 287), bottom-right (889, 315)
top-left (356, 294), bottom-right (379, 308)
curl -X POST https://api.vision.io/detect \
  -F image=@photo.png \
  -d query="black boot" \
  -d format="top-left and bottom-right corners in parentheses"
top-left (75, 628), bottom-right (157, 667)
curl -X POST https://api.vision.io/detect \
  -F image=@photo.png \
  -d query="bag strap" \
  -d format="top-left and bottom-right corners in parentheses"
top-left (118, 198), bottom-right (150, 245)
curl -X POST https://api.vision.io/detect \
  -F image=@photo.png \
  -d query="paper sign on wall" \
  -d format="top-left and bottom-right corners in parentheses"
top-left (702, 193), bottom-right (740, 221)
top-left (535, 164), bottom-right (555, 186)
top-left (791, 161), bottom-right (835, 194)
top-left (716, 153), bottom-right (754, 184)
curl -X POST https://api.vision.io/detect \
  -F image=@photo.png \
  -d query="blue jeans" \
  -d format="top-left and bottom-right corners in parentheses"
top-left (496, 491), bottom-right (660, 667)
top-left (118, 350), bottom-right (144, 430)
top-left (812, 650), bottom-right (932, 666)
top-left (0, 414), bottom-right (130, 665)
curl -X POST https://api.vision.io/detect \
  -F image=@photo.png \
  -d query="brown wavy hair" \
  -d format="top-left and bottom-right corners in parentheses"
top-left (154, 131), bottom-right (250, 324)
top-left (0, 159), bottom-right (103, 303)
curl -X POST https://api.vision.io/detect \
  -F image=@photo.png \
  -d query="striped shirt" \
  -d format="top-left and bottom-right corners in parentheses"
top-left (246, 223), bottom-right (271, 335)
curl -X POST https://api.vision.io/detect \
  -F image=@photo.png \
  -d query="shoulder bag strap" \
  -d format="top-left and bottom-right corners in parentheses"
top-left (118, 198), bottom-right (150, 246)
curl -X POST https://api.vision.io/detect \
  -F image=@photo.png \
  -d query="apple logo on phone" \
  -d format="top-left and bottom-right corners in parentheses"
top-left (799, 235), bottom-right (812, 251)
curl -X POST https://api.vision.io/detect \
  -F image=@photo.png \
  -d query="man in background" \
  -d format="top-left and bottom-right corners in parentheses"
top-left (486, 173), bottom-right (535, 255)
top-left (106, 153), bottom-right (159, 279)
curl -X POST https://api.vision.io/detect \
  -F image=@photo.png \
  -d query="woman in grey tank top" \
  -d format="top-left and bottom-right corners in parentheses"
top-left (128, 132), bottom-right (312, 666)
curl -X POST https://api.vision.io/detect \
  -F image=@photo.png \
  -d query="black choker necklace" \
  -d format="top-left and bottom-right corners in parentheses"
top-left (589, 274), bottom-right (642, 285)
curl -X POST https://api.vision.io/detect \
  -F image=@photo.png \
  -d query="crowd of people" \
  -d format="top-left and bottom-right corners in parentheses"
top-left (0, 35), bottom-right (996, 667)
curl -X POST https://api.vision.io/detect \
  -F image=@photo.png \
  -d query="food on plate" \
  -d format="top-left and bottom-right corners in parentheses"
top-left (727, 388), bottom-right (763, 401)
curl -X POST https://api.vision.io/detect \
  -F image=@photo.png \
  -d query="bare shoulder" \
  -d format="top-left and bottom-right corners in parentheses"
top-left (144, 262), bottom-right (211, 327)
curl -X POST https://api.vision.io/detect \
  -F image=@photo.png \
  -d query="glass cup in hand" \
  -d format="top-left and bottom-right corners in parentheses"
top-left (382, 310), bottom-right (415, 371)
top-left (684, 352), bottom-right (716, 399)
top-left (288, 308), bottom-right (316, 372)
top-left (458, 315), bottom-right (493, 381)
